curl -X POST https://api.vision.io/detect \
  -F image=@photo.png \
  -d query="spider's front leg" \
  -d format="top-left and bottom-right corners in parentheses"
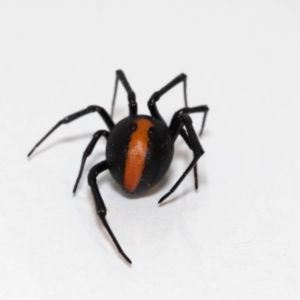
top-left (88, 161), bottom-right (132, 264)
top-left (28, 106), bottom-right (114, 157)
top-left (73, 130), bottom-right (110, 193)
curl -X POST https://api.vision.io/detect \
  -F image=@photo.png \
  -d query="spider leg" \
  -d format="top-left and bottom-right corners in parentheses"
top-left (147, 74), bottom-right (203, 189)
top-left (73, 130), bottom-right (110, 194)
top-left (170, 105), bottom-right (209, 136)
top-left (28, 106), bottom-right (114, 157)
top-left (171, 105), bottom-right (208, 189)
top-left (88, 161), bottom-right (132, 264)
top-left (159, 114), bottom-right (204, 204)
top-left (148, 73), bottom-right (187, 123)
top-left (178, 127), bottom-right (199, 189)
top-left (110, 70), bottom-right (137, 118)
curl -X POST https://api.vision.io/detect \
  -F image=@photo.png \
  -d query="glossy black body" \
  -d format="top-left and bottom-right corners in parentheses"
top-left (106, 115), bottom-right (174, 194)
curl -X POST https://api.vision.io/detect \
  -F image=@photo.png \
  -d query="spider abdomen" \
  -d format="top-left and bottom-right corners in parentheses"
top-left (106, 115), bottom-right (174, 194)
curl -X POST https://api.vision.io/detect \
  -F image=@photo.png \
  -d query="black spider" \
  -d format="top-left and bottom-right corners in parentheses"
top-left (28, 70), bottom-right (209, 264)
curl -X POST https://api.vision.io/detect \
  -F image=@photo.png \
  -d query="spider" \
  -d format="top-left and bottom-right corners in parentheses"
top-left (28, 70), bottom-right (209, 264)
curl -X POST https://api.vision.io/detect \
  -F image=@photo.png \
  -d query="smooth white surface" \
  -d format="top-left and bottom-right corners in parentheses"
top-left (1, 0), bottom-right (300, 299)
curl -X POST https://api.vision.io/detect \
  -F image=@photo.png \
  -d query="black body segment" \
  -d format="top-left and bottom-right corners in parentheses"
top-left (106, 115), bottom-right (174, 194)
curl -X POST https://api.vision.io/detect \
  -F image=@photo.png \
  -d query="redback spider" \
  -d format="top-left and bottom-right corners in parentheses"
top-left (28, 70), bottom-right (209, 264)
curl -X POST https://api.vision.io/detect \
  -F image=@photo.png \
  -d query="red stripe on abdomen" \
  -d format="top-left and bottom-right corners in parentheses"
top-left (124, 119), bottom-right (153, 192)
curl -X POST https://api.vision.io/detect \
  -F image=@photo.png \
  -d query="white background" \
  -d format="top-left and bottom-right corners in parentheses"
top-left (1, 0), bottom-right (300, 299)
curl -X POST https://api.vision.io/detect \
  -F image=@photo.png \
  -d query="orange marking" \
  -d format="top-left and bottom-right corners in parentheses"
top-left (124, 119), bottom-right (153, 192)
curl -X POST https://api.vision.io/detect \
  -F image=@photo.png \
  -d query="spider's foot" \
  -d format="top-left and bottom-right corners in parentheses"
top-left (158, 192), bottom-right (171, 204)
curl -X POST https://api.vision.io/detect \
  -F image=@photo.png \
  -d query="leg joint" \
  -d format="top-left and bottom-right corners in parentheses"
top-left (194, 148), bottom-right (204, 158)
top-left (88, 168), bottom-right (98, 185)
top-left (148, 91), bottom-right (161, 105)
top-left (97, 208), bottom-right (107, 217)
top-left (128, 91), bottom-right (136, 104)
top-left (181, 114), bottom-right (193, 124)
top-left (87, 105), bottom-right (104, 113)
